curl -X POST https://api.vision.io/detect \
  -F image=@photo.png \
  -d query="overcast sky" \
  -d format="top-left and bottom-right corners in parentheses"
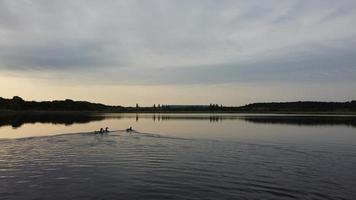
top-left (0, 0), bottom-right (355, 105)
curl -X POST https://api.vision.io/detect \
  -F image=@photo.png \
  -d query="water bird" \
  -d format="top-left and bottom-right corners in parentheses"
top-left (95, 127), bottom-right (109, 134)
top-left (126, 126), bottom-right (133, 132)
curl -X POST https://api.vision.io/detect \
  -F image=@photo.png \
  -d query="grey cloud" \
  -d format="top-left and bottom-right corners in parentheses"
top-left (0, 0), bottom-right (355, 85)
top-left (0, 42), bottom-right (127, 70)
top-left (66, 43), bottom-right (355, 86)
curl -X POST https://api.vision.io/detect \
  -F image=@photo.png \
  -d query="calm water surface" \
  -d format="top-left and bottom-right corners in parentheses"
top-left (0, 113), bottom-right (355, 199)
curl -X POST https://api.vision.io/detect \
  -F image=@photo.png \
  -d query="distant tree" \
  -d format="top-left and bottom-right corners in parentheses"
top-left (12, 96), bottom-right (24, 102)
top-left (153, 104), bottom-right (156, 109)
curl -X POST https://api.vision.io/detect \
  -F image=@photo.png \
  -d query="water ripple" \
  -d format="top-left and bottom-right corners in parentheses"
top-left (0, 132), bottom-right (355, 200)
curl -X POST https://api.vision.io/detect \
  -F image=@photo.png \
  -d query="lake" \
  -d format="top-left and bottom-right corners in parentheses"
top-left (0, 113), bottom-right (355, 199)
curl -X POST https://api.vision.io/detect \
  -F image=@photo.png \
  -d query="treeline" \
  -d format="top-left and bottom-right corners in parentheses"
top-left (237, 101), bottom-right (356, 112)
top-left (0, 96), bottom-right (124, 111)
top-left (1, 96), bottom-right (356, 113)
top-left (131, 104), bottom-right (228, 112)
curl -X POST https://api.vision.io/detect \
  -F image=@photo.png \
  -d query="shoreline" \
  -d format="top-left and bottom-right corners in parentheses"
top-left (1, 109), bottom-right (356, 115)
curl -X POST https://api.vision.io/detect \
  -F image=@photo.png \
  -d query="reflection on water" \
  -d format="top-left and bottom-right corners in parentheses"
top-left (240, 115), bottom-right (356, 127)
top-left (0, 129), bottom-right (355, 200)
top-left (0, 112), bottom-right (106, 128)
top-left (0, 113), bottom-right (355, 142)
top-left (0, 113), bottom-right (356, 199)
top-left (1, 112), bottom-right (356, 128)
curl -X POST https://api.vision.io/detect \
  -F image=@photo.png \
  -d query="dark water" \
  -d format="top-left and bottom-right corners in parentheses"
top-left (0, 113), bottom-right (356, 199)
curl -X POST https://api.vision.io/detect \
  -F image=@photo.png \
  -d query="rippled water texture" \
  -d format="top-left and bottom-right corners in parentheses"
top-left (0, 114), bottom-right (355, 199)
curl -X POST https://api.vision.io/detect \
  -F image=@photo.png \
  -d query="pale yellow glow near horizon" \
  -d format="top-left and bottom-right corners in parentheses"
top-left (0, 75), bottom-right (354, 106)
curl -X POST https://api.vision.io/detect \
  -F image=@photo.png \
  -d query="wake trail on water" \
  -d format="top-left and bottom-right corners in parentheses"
top-left (129, 130), bottom-right (192, 141)
top-left (0, 129), bottom-right (192, 142)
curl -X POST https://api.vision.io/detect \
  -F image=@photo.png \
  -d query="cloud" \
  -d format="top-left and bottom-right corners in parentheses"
top-left (0, 0), bottom-right (355, 85)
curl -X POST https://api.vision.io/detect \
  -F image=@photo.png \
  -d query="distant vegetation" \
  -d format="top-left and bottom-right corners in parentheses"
top-left (237, 101), bottom-right (356, 113)
top-left (0, 96), bottom-right (355, 113)
top-left (0, 96), bottom-right (123, 111)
